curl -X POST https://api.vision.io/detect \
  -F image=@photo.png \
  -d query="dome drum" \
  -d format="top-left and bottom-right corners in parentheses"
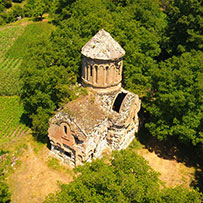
top-left (82, 57), bottom-right (123, 89)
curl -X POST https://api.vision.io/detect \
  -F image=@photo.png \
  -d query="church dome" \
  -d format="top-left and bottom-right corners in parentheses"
top-left (81, 29), bottom-right (125, 60)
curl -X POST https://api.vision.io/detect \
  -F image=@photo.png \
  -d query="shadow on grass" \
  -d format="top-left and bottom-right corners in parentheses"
top-left (20, 113), bottom-right (32, 128)
top-left (32, 17), bottom-right (44, 22)
top-left (137, 108), bottom-right (203, 192)
top-left (20, 113), bottom-right (50, 148)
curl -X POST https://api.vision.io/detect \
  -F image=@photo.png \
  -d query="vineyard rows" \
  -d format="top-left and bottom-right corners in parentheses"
top-left (0, 57), bottom-right (22, 96)
top-left (0, 25), bottom-right (25, 58)
top-left (0, 96), bottom-right (30, 143)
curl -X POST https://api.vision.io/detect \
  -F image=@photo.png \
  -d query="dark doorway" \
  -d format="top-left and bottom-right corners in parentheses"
top-left (112, 92), bottom-right (127, 113)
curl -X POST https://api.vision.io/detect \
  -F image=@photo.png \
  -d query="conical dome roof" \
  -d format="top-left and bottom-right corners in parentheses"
top-left (81, 29), bottom-right (125, 60)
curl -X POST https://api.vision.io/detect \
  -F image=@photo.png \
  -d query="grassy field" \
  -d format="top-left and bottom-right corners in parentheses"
top-left (0, 57), bottom-right (22, 95)
top-left (0, 96), bottom-right (30, 144)
top-left (0, 25), bottom-right (25, 58)
top-left (6, 22), bottom-right (54, 58)
top-left (0, 21), bottom-right (55, 96)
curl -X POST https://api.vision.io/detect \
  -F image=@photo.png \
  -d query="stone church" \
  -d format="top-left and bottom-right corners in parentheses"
top-left (48, 29), bottom-right (141, 167)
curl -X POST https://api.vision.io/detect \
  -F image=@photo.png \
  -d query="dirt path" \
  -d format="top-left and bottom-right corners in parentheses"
top-left (8, 145), bottom-right (72, 203)
top-left (137, 148), bottom-right (195, 188)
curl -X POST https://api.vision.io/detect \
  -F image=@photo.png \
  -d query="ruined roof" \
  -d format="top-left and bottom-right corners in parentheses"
top-left (63, 95), bottom-right (109, 134)
top-left (81, 29), bottom-right (125, 60)
top-left (50, 89), bottom-right (140, 136)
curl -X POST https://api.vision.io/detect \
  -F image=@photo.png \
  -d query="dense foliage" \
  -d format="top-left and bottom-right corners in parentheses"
top-left (45, 150), bottom-right (202, 202)
top-left (0, 174), bottom-right (10, 203)
top-left (0, 0), bottom-right (25, 25)
top-left (145, 51), bottom-right (203, 146)
top-left (20, 37), bottom-right (81, 140)
top-left (164, 0), bottom-right (203, 56)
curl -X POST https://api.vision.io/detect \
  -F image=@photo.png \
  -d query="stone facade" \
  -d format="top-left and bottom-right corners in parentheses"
top-left (48, 29), bottom-right (141, 167)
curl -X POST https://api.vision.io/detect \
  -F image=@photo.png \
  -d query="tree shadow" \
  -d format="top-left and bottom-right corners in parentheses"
top-left (32, 17), bottom-right (44, 22)
top-left (20, 113), bottom-right (50, 148)
top-left (20, 113), bottom-right (32, 128)
top-left (137, 127), bottom-right (202, 167)
top-left (136, 109), bottom-right (203, 192)
top-left (190, 169), bottom-right (203, 192)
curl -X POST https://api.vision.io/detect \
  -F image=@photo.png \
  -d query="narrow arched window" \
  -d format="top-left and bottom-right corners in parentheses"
top-left (95, 65), bottom-right (98, 83)
top-left (64, 126), bottom-right (67, 136)
top-left (90, 65), bottom-right (93, 77)
top-left (106, 66), bottom-right (109, 83)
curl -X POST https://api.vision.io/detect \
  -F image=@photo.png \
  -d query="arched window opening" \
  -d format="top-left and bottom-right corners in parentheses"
top-left (64, 126), bottom-right (67, 136)
top-left (90, 65), bottom-right (93, 77)
top-left (86, 66), bottom-right (89, 80)
top-left (95, 66), bottom-right (98, 83)
top-left (112, 92), bottom-right (127, 113)
top-left (106, 66), bottom-right (109, 83)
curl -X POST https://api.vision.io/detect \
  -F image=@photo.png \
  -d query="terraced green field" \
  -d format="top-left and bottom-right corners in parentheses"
top-left (0, 21), bottom-right (55, 143)
top-left (0, 96), bottom-right (30, 144)
top-left (6, 22), bottom-right (54, 58)
top-left (0, 22), bottom-right (54, 96)
top-left (0, 57), bottom-right (22, 95)
top-left (0, 25), bottom-right (25, 58)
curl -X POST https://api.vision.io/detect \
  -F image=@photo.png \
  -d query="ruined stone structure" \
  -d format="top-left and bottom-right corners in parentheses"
top-left (48, 29), bottom-right (141, 167)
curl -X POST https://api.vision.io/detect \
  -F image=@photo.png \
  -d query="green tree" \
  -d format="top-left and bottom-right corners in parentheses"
top-left (45, 150), bottom-right (161, 202)
top-left (145, 51), bottom-right (203, 146)
top-left (0, 179), bottom-right (10, 203)
top-left (161, 187), bottom-right (202, 203)
top-left (44, 149), bottom-right (202, 202)
top-left (24, 0), bottom-right (50, 19)
top-left (163, 0), bottom-right (203, 56)
top-left (20, 35), bottom-right (79, 141)
top-left (33, 0), bottom-right (48, 19)
top-left (0, 150), bottom-right (11, 203)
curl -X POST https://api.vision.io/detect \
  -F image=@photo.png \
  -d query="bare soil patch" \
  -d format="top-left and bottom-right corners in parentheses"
top-left (134, 132), bottom-right (200, 189)
top-left (8, 144), bottom-right (72, 203)
top-left (137, 148), bottom-right (195, 188)
top-left (21, 22), bottom-right (31, 26)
